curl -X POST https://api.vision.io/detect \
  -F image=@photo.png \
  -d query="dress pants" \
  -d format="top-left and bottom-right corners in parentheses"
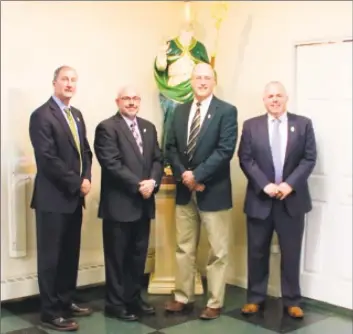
top-left (246, 199), bottom-right (305, 306)
top-left (174, 194), bottom-right (231, 309)
top-left (35, 205), bottom-right (82, 321)
top-left (103, 217), bottom-right (150, 310)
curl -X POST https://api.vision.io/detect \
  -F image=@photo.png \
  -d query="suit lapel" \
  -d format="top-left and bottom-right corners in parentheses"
top-left (284, 112), bottom-right (297, 163)
top-left (116, 113), bottom-right (144, 163)
top-left (181, 102), bottom-right (193, 151)
top-left (258, 114), bottom-right (274, 169)
top-left (137, 118), bottom-right (149, 163)
top-left (49, 98), bottom-right (78, 153)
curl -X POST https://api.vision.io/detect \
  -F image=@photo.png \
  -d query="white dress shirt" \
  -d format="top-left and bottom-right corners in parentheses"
top-left (187, 94), bottom-right (213, 142)
top-left (268, 112), bottom-right (288, 168)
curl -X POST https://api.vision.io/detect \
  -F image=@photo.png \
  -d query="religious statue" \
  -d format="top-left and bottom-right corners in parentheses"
top-left (154, 22), bottom-right (210, 174)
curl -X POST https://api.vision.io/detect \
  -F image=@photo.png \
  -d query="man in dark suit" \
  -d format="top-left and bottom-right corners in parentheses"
top-left (29, 66), bottom-right (93, 331)
top-left (164, 63), bottom-right (238, 320)
top-left (94, 86), bottom-right (163, 321)
top-left (238, 81), bottom-right (317, 319)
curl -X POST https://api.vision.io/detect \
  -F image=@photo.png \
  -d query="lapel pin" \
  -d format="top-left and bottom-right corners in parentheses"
top-left (208, 114), bottom-right (211, 119)
top-left (143, 128), bottom-right (147, 133)
top-left (290, 126), bottom-right (295, 132)
top-left (76, 117), bottom-right (80, 122)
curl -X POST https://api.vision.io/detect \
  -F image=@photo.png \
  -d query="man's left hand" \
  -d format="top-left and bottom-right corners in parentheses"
top-left (182, 171), bottom-right (196, 190)
top-left (276, 182), bottom-right (293, 200)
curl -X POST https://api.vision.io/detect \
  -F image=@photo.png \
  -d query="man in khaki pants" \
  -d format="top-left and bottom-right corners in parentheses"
top-left (164, 63), bottom-right (238, 320)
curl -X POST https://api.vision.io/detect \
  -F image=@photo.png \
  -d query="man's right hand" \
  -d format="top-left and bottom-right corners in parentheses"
top-left (80, 178), bottom-right (91, 196)
top-left (194, 183), bottom-right (205, 192)
top-left (263, 183), bottom-right (278, 197)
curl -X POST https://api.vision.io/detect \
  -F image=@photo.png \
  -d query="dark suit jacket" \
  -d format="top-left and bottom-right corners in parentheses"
top-left (29, 97), bottom-right (93, 213)
top-left (94, 113), bottom-right (163, 223)
top-left (238, 112), bottom-right (317, 219)
top-left (166, 96), bottom-right (238, 211)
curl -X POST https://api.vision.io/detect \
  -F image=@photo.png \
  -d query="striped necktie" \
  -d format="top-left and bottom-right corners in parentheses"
top-left (187, 102), bottom-right (201, 160)
top-left (130, 121), bottom-right (143, 154)
top-left (64, 107), bottom-right (82, 173)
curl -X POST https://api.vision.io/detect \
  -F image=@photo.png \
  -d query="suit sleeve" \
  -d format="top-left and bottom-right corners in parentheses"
top-left (285, 119), bottom-right (317, 189)
top-left (79, 112), bottom-right (93, 182)
top-left (94, 121), bottom-right (141, 194)
top-left (238, 120), bottom-right (271, 194)
top-left (193, 106), bottom-right (238, 183)
top-left (165, 107), bottom-right (186, 182)
top-left (29, 111), bottom-right (82, 195)
top-left (150, 125), bottom-right (164, 191)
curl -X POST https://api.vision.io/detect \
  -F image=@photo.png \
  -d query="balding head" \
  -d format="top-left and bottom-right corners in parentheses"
top-left (191, 63), bottom-right (216, 101)
top-left (116, 85), bottom-right (141, 120)
top-left (263, 81), bottom-right (288, 117)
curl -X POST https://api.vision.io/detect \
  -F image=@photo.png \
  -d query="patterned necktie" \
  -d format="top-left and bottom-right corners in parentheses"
top-left (64, 107), bottom-right (82, 173)
top-left (187, 102), bottom-right (201, 160)
top-left (130, 121), bottom-right (143, 154)
top-left (271, 118), bottom-right (283, 184)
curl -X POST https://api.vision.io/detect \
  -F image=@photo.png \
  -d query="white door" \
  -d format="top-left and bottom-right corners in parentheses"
top-left (295, 40), bottom-right (352, 309)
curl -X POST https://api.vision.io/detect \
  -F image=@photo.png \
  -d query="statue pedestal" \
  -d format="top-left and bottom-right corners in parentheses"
top-left (148, 177), bottom-right (203, 295)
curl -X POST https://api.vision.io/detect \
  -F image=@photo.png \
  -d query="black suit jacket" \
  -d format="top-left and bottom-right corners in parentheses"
top-left (94, 113), bottom-right (163, 223)
top-left (166, 96), bottom-right (238, 211)
top-left (29, 97), bottom-right (93, 213)
top-left (238, 112), bottom-right (317, 219)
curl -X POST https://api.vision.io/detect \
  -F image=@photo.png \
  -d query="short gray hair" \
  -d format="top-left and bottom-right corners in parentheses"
top-left (53, 65), bottom-right (75, 81)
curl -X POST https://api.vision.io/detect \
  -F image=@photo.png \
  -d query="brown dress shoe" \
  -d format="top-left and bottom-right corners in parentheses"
top-left (286, 306), bottom-right (304, 319)
top-left (199, 307), bottom-right (221, 320)
top-left (165, 300), bottom-right (192, 312)
top-left (241, 303), bottom-right (260, 315)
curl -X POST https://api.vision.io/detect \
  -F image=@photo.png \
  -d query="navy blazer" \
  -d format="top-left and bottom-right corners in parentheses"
top-left (238, 112), bottom-right (317, 219)
top-left (166, 96), bottom-right (238, 211)
top-left (29, 97), bottom-right (92, 213)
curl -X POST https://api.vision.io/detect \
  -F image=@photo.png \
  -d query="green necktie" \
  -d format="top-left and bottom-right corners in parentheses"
top-left (64, 107), bottom-right (82, 174)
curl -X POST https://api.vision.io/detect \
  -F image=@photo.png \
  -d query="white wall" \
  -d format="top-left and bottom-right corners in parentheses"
top-left (1, 0), bottom-right (182, 281)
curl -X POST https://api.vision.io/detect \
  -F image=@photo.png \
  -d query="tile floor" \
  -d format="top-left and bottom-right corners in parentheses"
top-left (1, 283), bottom-right (352, 334)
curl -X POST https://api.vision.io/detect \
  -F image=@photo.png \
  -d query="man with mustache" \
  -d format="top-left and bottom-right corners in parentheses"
top-left (164, 63), bottom-right (238, 320)
top-left (94, 86), bottom-right (163, 321)
top-left (238, 81), bottom-right (317, 319)
top-left (29, 66), bottom-right (93, 331)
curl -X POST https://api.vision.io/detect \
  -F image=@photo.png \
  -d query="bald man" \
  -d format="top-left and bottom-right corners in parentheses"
top-left (94, 87), bottom-right (163, 321)
top-left (165, 63), bottom-right (238, 320)
top-left (238, 81), bottom-right (317, 318)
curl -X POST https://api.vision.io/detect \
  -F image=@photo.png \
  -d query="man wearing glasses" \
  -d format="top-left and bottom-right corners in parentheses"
top-left (94, 87), bottom-right (163, 321)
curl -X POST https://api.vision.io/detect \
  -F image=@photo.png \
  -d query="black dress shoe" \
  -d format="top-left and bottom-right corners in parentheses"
top-left (128, 299), bottom-right (156, 315)
top-left (67, 303), bottom-right (93, 317)
top-left (105, 307), bottom-right (138, 321)
top-left (41, 317), bottom-right (79, 331)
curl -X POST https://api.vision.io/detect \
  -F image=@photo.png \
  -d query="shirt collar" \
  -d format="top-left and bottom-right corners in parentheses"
top-left (193, 94), bottom-right (213, 108)
top-left (268, 111), bottom-right (288, 122)
top-left (52, 95), bottom-right (70, 112)
top-left (121, 114), bottom-right (137, 128)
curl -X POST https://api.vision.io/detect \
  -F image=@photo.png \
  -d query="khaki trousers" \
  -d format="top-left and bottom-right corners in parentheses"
top-left (174, 193), bottom-right (231, 308)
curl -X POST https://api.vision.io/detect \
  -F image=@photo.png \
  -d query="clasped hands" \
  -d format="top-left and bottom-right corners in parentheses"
top-left (139, 179), bottom-right (155, 199)
top-left (182, 171), bottom-right (205, 192)
top-left (263, 182), bottom-right (293, 200)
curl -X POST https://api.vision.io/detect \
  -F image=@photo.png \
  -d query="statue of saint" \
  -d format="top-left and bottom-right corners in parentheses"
top-left (154, 23), bottom-right (210, 173)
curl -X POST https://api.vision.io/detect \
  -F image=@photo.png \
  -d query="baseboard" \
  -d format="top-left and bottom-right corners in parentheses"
top-left (1, 263), bottom-right (105, 302)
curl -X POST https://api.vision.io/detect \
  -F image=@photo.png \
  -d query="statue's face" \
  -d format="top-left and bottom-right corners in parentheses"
top-left (191, 63), bottom-right (216, 100)
top-left (116, 87), bottom-right (141, 119)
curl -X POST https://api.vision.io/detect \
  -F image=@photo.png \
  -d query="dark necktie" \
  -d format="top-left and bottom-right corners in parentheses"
top-left (187, 102), bottom-right (201, 160)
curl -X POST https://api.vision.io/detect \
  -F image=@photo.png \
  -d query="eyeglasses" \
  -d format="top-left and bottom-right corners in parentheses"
top-left (120, 96), bottom-right (141, 102)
